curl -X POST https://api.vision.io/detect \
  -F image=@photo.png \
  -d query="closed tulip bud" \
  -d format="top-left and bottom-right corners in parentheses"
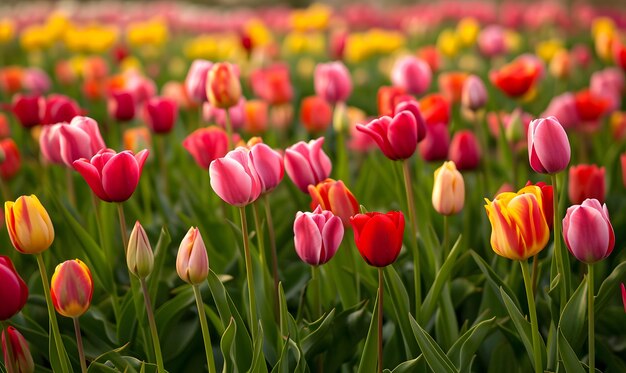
top-left (210, 147), bottom-right (261, 206)
top-left (478, 25), bottom-right (507, 57)
top-left (39, 123), bottom-right (64, 165)
top-left (357, 111), bottom-right (420, 161)
top-left (284, 137), bottom-right (332, 193)
top-left (144, 97), bottom-right (177, 134)
top-left (308, 179), bottom-right (359, 226)
top-left (377, 86), bottom-right (407, 117)
top-left (568, 164), bottom-right (605, 205)
top-left (73, 149), bottom-right (149, 203)
top-left (484, 191), bottom-right (550, 260)
top-left (432, 161), bottom-right (465, 215)
top-left (207, 62), bottom-right (241, 109)
top-left (5, 195), bottom-right (54, 254)
top-left (0, 139), bottom-right (21, 180)
top-left (390, 56), bottom-right (432, 96)
top-left (176, 227), bottom-right (209, 285)
top-left (2, 326), bottom-right (35, 373)
top-left (527, 116), bottom-right (570, 174)
top-left (250, 143), bottom-right (284, 194)
top-left (59, 116), bottom-right (107, 168)
top-left (293, 206), bottom-right (344, 266)
top-left (41, 95), bottom-right (81, 125)
top-left (461, 75), bottom-right (487, 112)
top-left (0, 256), bottom-right (28, 320)
top-left (523, 182), bottom-right (553, 229)
top-left (50, 259), bottom-right (93, 318)
top-left (108, 90), bottom-right (136, 122)
top-left (244, 100), bottom-right (269, 134)
top-left (350, 211), bottom-right (405, 267)
top-left (449, 130), bottom-right (480, 170)
top-left (127, 221), bottom-right (154, 278)
top-left (562, 199), bottom-right (615, 264)
top-left (300, 96), bottom-right (332, 134)
top-left (185, 59), bottom-right (212, 103)
top-left (183, 126), bottom-right (229, 169)
top-left (419, 123), bottom-right (450, 162)
top-left (314, 62), bottom-right (352, 104)
top-left (11, 94), bottom-right (42, 128)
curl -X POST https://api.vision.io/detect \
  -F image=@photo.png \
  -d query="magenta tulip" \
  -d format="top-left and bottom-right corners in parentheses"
top-left (461, 75), bottom-right (488, 112)
top-left (250, 143), bottom-right (284, 194)
top-left (390, 56), bottom-right (432, 96)
top-left (0, 256), bottom-right (29, 321)
top-left (184, 59), bottom-right (213, 103)
top-left (419, 123), bottom-right (450, 162)
top-left (394, 100), bottom-right (427, 142)
top-left (284, 137), bottom-right (332, 193)
top-left (144, 97), bottom-right (178, 134)
top-left (449, 130), bottom-right (481, 171)
top-left (59, 116), bottom-right (106, 167)
top-left (357, 111), bottom-right (420, 161)
top-left (11, 94), bottom-right (42, 128)
top-left (108, 90), bottom-right (136, 122)
top-left (41, 94), bottom-right (81, 125)
top-left (527, 116), bottom-right (571, 174)
top-left (314, 62), bottom-right (352, 104)
top-left (562, 199), bottom-right (614, 264)
top-left (73, 148), bottom-right (149, 202)
top-left (209, 147), bottom-right (261, 206)
top-left (293, 206), bottom-right (344, 266)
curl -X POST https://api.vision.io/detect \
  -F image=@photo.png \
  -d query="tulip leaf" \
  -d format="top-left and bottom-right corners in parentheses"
top-left (391, 356), bottom-right (427, 373)
top-left (220, 318), bottom-right (237, 373)
top-left (470, 251), bottom-right (521, 309)
top-left (559, 275), bottom-right (587, 350)
top-left (435, 285), bottom-right (459, 350)
top-left (250, 323), bottom-right (269, 373)
top-left (595, 261), bottom-right (626, 314)
top-left (447, 317), bottom-right (496, 371)
top-left (409, 314), bottom-right (458, 373)
top-left (557, 328), bottom-right (585, 373)
top-left (86, 342), bottom-right (137, 373)
top-left (357, 292), bottom-right (379, 373)
top-left (301, 309), bottom-right (336, 358)
top-left (384, 265), bottom-right (419, 357)
top-left (148, 226), bottom-right (171, 302)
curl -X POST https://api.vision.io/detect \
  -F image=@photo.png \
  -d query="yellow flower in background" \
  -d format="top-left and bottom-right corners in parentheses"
top-left (120, 56), bottom-right (143, 72)
top-left (504, 29), bottom-right (522, 53)
top-left (291, 3), bottom-right (331, 32)
top-left (594, 30), bottom-right (615, 62)
top-left (456, 17), bottom-right (480, 47)
top-left (591, 17), bottom-right (616, 39)
top-left (0, 18), bottom-right (15, 44)
top-left (20, 25), bottom-right (54, 51)
top-left (344, 29), bottom-right (405, 63)
top-left (45, 12), bottom-right (70, 42)
top-left (437, 28), bottom-right (460, 57)
top-left (127, 18), bottom-right (168, 48)
top-left (536, 39), bottom-right (563, 62)
top-left (283, 32), bottom-right (325, 56)
top-left (64, 24), bottom-right (118, 54)
top-left (184, 34), bottom-right (245, 61)
top-left (244, 19), bottom-right (273, 48)
top-left (296, 57), bottom-right (316, 78)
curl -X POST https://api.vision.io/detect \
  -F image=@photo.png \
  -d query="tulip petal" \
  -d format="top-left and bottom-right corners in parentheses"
top-left (294, 213), bottom-right (323, 265)
top-left (209, 158), bottom-right (253, 206)
top-left (565, 206), bottom-right (611, 263)
top-left (101, 152), bottom-right (140, 202)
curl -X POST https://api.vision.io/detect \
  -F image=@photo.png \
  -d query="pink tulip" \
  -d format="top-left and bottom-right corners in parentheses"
top-left (478, 25), bottom-right (507, 57)
top-left (394, 100), bottom-right (427, 142)
top-left (1, 326), bottom-right (35, 373)
top-left (59, 116), bottom-right (106, 167)
top-left (542, 93), bottom-right (580, 130)
top-left (39, 123), bottom-right (64, 165)
top-left (527, 116), bottom-right (571, 174)
top-left (293, 206), bottom-right (344, 266)
top-left (209, 147), bottom-right (261, 207)
top-left (568, 164), bottom-right (605, 205)
top-left (41, 95), bottom-right (81, 125)
top-left (184, 59), bottom-right (213, 103)
top-left (449, 130), bottom-right (481, 170)
top-left (183, 126), bottom-right (229, 169)
top-left (284, 137), bottom-right (332, 193)
top-left (23, 67), bottom-right (51, 94)
top-left (461, 75), bottom-right (488, 112)
top-left (203, 98), bottom-right (245, 130)
top-left (419, 123), bottom-right (450, 162)
top-left (144, 97), bottom-right (178, 134)
top-left (590, 68), bottom-right (624, 112)
top-left (562, 199), bottom-right (615, 264)
top-left (390, 56), bottom-right (432, 96)
top-left (314, 62), bottom-right (352, 104)
top-left (73, 148), bottom-right (149, 202)
top-left (357, 111), bottom-right (420, 161)
top-left (11, 94), bottom-right (42, 128)
top-left (108, 90), bottom-right (136, 122)
top-left (176, 227), bottom-right (209, 285)
top-left (250, 143), bottom-right (284, 194)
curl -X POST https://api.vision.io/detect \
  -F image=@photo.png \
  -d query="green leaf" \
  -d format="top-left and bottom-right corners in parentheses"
top-left (220, 318), bottom-right (237, 373)
top-left (557, 328), bottom-right (585, 373)
top-left (595, 261), bottom-right (626, 314)
top-left (148, 226), bottom-right (172, 302)
top-left (408, 314), bottom-right (458, 373)
top-left (391, 356), bottom-right (426, 373)
top-left (250, 323), bottom-right (269, 373)
top-left (447, 317), bottom-right (496, 371)
top-left (559, 275), bottom-right (587, 350)
top-left (470, 251), bottom-right (520, 309)
top-left (357, 293), bottom-right (378, 373)
top-left (86, 343), bottom-right (137, 373)
top-left (301, 310), bottom-right (336, 358)
top-left (384, 265), bottom-right (419, 357)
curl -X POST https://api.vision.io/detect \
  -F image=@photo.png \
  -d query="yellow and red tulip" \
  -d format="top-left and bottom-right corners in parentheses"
top-left (50, 259), bottom-right (93, 318)
top-left (5, 195), bottom-right (54, 254)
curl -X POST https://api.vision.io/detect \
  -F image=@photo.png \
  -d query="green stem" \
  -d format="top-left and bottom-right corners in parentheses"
top-left (252, 202), bottom-right (267, 267)
top-left (520, 260), bottom-right (543, 373)
top-left (377, 268), bottom-right (384, 373)
top-left (263, 195), bottom-right (280, 319)
top-left (192, 285), bottom-right (217, 373)
top-left (551, 173), bottom-right (567, 310)
top-left (239, 207), bottom-right (258, 339)
top-left (73, 318), bottom-right (87, 373)
top-left (401, 159), bottom-right (421, 314)
top-left (1, 321), bottom-right (16, 373)
top-left (587, 264), bottom-right (595, 373)
top-left (156, 134), bottom-right (168, 196)
top-left (65, 167), bottom-right (76, 208)
top-left (225, 110), bottom-right (234, 150)
top-left (117, 203), bottom-right (128, 252)
top-left (531, 254), bottom-right (539, 295)
top-left (140, 279), bottom-right (165, 373)
top-left (36, 253), bottom-right (70, 373)
top-left (443, 215), bottom-right (449, 261)
top-left (334, 102), bottom-right (349, 184)
top-left (311, 266), bottom-right (322, 318)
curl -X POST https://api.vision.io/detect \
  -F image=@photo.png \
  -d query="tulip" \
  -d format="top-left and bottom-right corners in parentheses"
top-left (40, 95), bottom-right (81, 125)
top-left (357, 111), bottom-right (420, 161)
top-left (349, 211), bottom-right (405, 267)
top-left (23, 67), bottom-right (51, 94)
top-left (209, 147), bottom-right (261, 206)
top-left (185, 59), bottom-right (212, 103)
top-left (432, 161), bottom-right (465, 216)
top-left (527, 116), bottom-right (570, 174)
top-left (490, 57), bottom-right (541, 98)
top-left (568, 164), bottom-right (605, 205)
top-left (243, 100), bottom-right (269, 134)
top-left (183, 126), bottom-right (229, 170)
top-left (562, 199), bottom-right (614, 264)
top-left (417, 45), bottom-right (441, 72)
top-left (250, 63), bottom-right (293, 105)
top-left (144, 97), bottom-right (178, 134)
top-left (59, 116), bottom-right (107, 168)
top-left (549, 49), bottom-right (571, 79)
top-left (50, 259), bottom-right (93, 318)
top-left (127, 221), bottom-right (154, 279)
top-left (1, 326), bottom-right (35, 373)
top-left (11, 94), bottom-right (42, 128)
top-left (284, 137), bottom-right (332, 193)
top-left (314, 62), bottom-right (352, 104)
top-left (108, 90), bottom-right (136, 122)
top-left (293, 206), bottom-right (344, 266)
top-left (308, 178), bottom-right (359, 226)
top-left (5, 195), bottom-right (54, 254)
top-left (541, 93), bottom-right (580, 130)
top-left (0, 139), bottom-right (21, 180)
top-left (300, 96), bottom-right (332, 134)
top-left (176, 227), bottom-right (209, 285)
top-left (484, 191), bottom-right (550, 260)
top-left (449, 130), bottom-right (480, 171)
top-left (522, 182), bottom-right (554, 229)
top-left (574, 89), bottom-right (610, 126)
top-left (461, 75), bottom-right (488, 112)
top-left (203, 98), bottom-right (246, 131)
top-left (39, 123), bottom-right (64, 165)
top-left (478, 25), bottom-right (507, 57)
top-left (390, 56), bottom-right (432, 95)
top-left (377, 86), bottom-right (407, 117)
top-left (419, 123), bottom-right (450, 162)
top-left (249, 143), bottom-right (283, 194)
top-left (0, 67), bottom-right (23, 95)
top-left (438, 72), bottom-right (468, 104)
top-left (73, 148), bottom-right (149, 202)
top-left (0, 256), bottom-right (28, 320)
top-left (419, 93), bottom-right (450, 126)
top-left (207, 62), bottom-right (241, 109)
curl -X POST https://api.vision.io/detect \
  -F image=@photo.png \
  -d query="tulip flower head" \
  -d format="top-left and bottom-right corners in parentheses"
top-left (183, 126), bottom-right (229, 169)
top-left (562, 199), bottom-right (614, 264)
top-left (621, 283), bottom-right (626, 313)
top-left (0, 138), bottom-right (21, 180)
top-left (314, 61), bottom-right (352, 104)
top-left (490, 56), bottom-right (542, 98)
top-left (527, 116), bottom-right (570, 174)
top-left (432, 161), bottom-right (465, 216)
top-left (284, 137), bottom-right (332, 193)
top-left (210, 147), bottom-right (261, 206)
top-left (144, 96), bottom-right (178, 134)
top-left (461, 75), bottom-right (488, 112)
top-left (419, 123), bottom-right (450, 162)
top-left (350, 211), bottom-right (405, 267)
top-left (390, 56), bottom-right (432, 95)
top-left (568, 164), bottom-right (605, 205)
top-left (185, 59), bottom-right (212, 103)
top-left (1, 326), bottom-right (35, 373)
top-left (300, 95), bottom-right (332, 134)
top-left (207, 62), bottom-right (241, 109)
top-left (176, 227), bottom-right (209, 285)
top-left (59, 116), bottom-right (107, 167)
top-left (293, 206), bottom-right (344, 266)
top-left (73, 148), bottom-right (149, 203)
top-left (11, 94), bottom-right (42, 128)
top-left (449, 130), bottom-right (480, 171)
top-left (356, 110), bottom-right (421, 161)
top-left (249, 143), bottom-right (284, 194)
top-left (0, 256), bottom-right (28, 320)
top-left (522, 182), bottom-right (553, 229)
top-left (308, 178), bottom-right (359, 227)
top-left (50, 259), bottom-right (93, 318)
top-left (5, 195), bottom-right (54, 254)
top-left (484, 190), bottom-right (550, 260)
top-left (127, 221), bottom-right (154, 279)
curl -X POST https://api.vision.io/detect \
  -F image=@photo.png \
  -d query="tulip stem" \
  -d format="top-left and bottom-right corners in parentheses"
top-left (36, 253), bottom-right (70, 373)
top-left (311, 266), bottom-right (322, 318)
top-left (520, 260), bottom-right (543, 373)
top-left (156, 135), bottom-right (168, 196)
top-left (531, 254), bottom-right (539, 295)
top-left (587, 264), bottom-right (595, 373)
top-left (377, 267), bottom-right (384, 373)
top-left (192, 285), bottom-right (217, 373)
top-left (334, 103), bottom-right (349, 184)
top-left (401, 159), bottom-right (421, 314)
top-left (550, 173), bottom-right (567, 310)
top-left (225, 111), bottom-right (234, 150)
top-left (73, 317), bottom-right (88, 373)
top-left (239, 207), bottom-right (258, 339)
top-left (251, 202), bottom-right (267, 268)
top-left (65, 168), bottom-right (76, 208)
top-left (442, 215), bottom-right (449, 261)
top-left (117, 203), bottom-right (128, 252)
top-left (1, 321), bottom-right (16, 373)
top-left (263, 195), bottom-right (280, 319)
top-left (140, 278), bottom-right (165, 373)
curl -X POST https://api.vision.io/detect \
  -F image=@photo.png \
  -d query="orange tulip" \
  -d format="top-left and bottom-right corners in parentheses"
top-left (308, 178), bottom-right (359, 227)
top-left (50, 259), bottom-right (93, 318)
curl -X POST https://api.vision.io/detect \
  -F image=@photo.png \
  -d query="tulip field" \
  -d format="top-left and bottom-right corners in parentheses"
top-left (3, 1), bottom-right (626, 372)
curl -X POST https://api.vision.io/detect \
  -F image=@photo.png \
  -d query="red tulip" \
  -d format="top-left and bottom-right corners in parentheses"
top-left (108, 90), bottom-right (136, 122)
top-left (377, 86), bottom-right (408, 117)
top-left (250, 63), bottom-right (293, 105)
top-left (523, 181), bottom-right (554, 229)
top-left (1, 326), bottom-right (35, 373)
top-left (183, 126), bottom-right (229, 169)
top-left (394, 100), bottom-right (427, 143)
top-left (40, 94), bottom-right (81, 125)
top-left (562, 199), bottom-right (614, 264)
top-left (144, 97), bottom-right (177, 134)
top-left (0, 139), bottom-right (21, 180)
top-left (527, 116), bottom-right (570, 174)
top-left (419, 93), bottom-right (450, 126)
top-left (449, 130), bottom-right (480, 171)
top-left (490, 57), bottom-right (542, 98)
top-left (350, 211), bottom-right (405, 267)
top-left (418, 123), bottom-right (449, 162)
top-left (308, 178), bottom-right (359, 226)
top-left (0, 256), bottom-right (28, 320)
top-left (244, 100), bottom-right (269, 135)
top-left (73, 148), bottom-right (149, 202)
top-left (300, 96), bottom-right (332, 134)
top-left (574, 89), bottom-right (610, 125)
top-left (357, 110), bottom-right (420, 161)
top-left (417, 46), bottom-right (441, 72)
top-left (11, 94), bottom-right (42, 128)
top-left (568, 164), bottom-right (605, 205)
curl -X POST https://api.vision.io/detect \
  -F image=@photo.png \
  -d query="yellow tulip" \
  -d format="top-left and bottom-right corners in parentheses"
top-left (432, 161), bottom-right (465, 216)
top-left (437, 29), bottom-right (460, 58)
top-left (456, 17), bottom-right (480, 47)
top-left (0, 18), bottom-right (15, 44)
top-left (5, 195), bottom-right (55, 254)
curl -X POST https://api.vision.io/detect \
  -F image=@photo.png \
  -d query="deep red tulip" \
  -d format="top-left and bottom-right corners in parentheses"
top-left (350, 211), bottom-right (405, 267)
top-left (394, 100), bottom-right (427, 142)
top-left (419, 123), bottom-right (449, 162)
top-left (144, 97), bottom-right (178, 134)
top-left (524, 181), bottom-right (554, 229)
top-left (0, 139), bottom-right (21, 180)
top-left (568, 164), bottom-right (605, 205)
top-left (108, 90), bottom-right (136, 122)
top-left (11, 94), bottom-right (42, 128)
top-left (449, 130), bottom-right (480, 171)
top-left (0, 256), bottom-right (28, 320)
top-left (1, 326), bottom-right (35, 373)
top-left (357, 111), bottom-right (420, 161)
